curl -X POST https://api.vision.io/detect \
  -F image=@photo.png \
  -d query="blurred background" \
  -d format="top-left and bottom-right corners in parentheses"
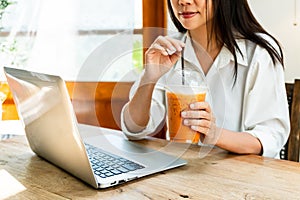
top-left (0, 0), bottom-right (299, 123)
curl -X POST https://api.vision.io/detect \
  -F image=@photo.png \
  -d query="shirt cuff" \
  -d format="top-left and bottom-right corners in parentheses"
top-left (120, 103), bottom-right (158, 140)
top-left (246, 125), bottom-right (284, 158)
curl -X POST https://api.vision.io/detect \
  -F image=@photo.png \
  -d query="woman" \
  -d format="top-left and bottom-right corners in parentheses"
top-left (121, 0), bottom-right (290, 158)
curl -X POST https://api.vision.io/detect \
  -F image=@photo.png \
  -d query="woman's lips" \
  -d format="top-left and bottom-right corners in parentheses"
top-left (179, 11), bottom-right (199, 19)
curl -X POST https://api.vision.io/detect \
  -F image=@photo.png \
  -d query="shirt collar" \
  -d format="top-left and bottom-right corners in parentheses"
top-left (214, 39), bottom-right (249, 69)
top-left (184, 34), bottom-right (201, 67)
top-left (172, 33), bottom-right (201, 72)
top-left (178, 33), bottom-right (249, 69)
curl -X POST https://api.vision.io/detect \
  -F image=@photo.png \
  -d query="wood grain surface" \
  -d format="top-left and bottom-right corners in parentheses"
top-left (1, 135), bottom-right (300, 199)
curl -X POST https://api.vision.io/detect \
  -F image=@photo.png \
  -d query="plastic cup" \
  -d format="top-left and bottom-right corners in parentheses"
top-left (165, 85), bottom-right (206, 144)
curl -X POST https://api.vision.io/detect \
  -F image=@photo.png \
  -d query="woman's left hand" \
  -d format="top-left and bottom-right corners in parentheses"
top-left (181, 101), bottom-right (220, 145)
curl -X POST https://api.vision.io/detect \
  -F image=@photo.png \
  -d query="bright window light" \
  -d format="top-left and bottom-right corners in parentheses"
top-left (0, 0), bottom-right (143, 81)
top-left (0, 169), bottom-right (26, 199)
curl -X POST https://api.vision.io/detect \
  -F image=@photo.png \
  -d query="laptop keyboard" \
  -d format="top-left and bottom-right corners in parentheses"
top-left (85, 143), bottom-right (145, 179)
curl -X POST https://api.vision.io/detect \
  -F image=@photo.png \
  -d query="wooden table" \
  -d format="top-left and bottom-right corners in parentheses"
top-left (1, 134), bottom-right (300, 199)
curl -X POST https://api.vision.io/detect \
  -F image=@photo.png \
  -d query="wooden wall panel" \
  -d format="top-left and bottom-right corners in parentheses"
top-left (65, 81), bottom-right (134, 130)
top-left (1, 82), bottom-right (18, 120)
top-left (2, 81), bottom-right (166, 139)
top-left (287, 80), bottom-right (300, 162)
top-left (2, 82), bottom-right (133, 130)
top-left (143, 0), bottom-right (168, 51)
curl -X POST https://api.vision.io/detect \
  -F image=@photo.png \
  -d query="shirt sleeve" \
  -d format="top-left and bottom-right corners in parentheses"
top-left (243, 47), bottom-right (290, 158)
top-left (120, 74), bottom-right (166, 140)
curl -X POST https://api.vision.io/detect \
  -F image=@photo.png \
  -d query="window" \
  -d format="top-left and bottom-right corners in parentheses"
top-left (0, 0), bottom-right (143, 81)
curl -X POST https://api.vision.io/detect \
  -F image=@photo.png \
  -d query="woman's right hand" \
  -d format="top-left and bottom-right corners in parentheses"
top-left (144, 36), bottom-right (185, 83)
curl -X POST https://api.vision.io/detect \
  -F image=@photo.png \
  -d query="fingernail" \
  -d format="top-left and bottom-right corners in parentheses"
top-left (171, 46), bottom-right (176, 51)
top-left (190, 104), bottom-right (195, 109)
top-left (163, 51), bottom-right (169, 56)
top-left (184, 119), bottom-right (189, 125)
top-left (177, 46), bottom-right (182, 52)
top-left (181, 111), bottom-right (187, 117)
top-left (166, 48), bottom-right (176, 55)
top-left (191, 126), bottom-right (197, 131)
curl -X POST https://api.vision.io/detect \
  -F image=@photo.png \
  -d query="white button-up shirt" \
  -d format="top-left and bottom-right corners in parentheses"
top-left (121, 33), bottom-right (290, 158)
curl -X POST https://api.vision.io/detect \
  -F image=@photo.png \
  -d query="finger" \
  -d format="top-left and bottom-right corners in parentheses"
top-left (169, 52), bottom-right (181, 65)
top-left (165, 36), bottom-right (186, 50)
top-left (190, 101), bottom-right (211, 113)
top-left (191, 125), bottom-right (209, 135)
top-left (181, 110), bottom-right (211, 120)
top-left (156, 36), bottom-right (185, 55)
top-left (183, 119), bottom-right (211, 128)
top-left (149, 43), bottom-right (169, 56)
top-left (156, 36), bottom-right (177, 54)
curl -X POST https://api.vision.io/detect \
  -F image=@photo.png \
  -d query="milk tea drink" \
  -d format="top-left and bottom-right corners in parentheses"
top-left (166, 85), bottom-right (206, 143)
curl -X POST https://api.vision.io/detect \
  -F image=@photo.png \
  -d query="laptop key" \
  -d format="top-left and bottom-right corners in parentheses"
top-left (117, 167), bottom-right (129, 173)
top-left (100, 169), bottom-right (110, 174)
top-left (106, 166), bottom-right (114, 171)
top-left (110, 169), bottom-right (122, 175)
top-left (85, 143), bottom-right (145, 178)
top-left (105, 172), bottom-right (114, 177)
top-left (99, 174), bottom-right (107, 178)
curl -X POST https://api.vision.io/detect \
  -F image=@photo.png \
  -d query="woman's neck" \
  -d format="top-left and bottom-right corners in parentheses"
top-left (188, 29), bottom-right (220, 54)
top-left (188, 29), bottom-right (222, 75)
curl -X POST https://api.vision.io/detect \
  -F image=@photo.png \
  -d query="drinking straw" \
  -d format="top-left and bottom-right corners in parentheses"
top-left (181, 49), bottom-right (185, 85)
top-left (181, 35), bottom-right (187, 86)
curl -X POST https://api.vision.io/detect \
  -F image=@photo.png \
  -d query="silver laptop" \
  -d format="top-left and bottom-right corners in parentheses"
top-left (4, 67), bottom-right (187, 189)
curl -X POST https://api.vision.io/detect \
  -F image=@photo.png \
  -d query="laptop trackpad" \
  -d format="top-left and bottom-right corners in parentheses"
top-left (79, 125), bottom-right (185, 168)
top-left (79, 124), bottom-right (188, 169)
top-left (78, 124), bottom-right (151, 153)
top-left (84, 133), bottom-right (156, 154)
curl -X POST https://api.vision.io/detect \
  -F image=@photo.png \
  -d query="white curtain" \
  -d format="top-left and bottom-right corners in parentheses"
top-left (28, 0), bottom-right (136, 81)
top-left (0, 0), bottom-right (40, 80)
top-left (28, 0), bottom-right (79, 79)
top-left (1, 0), bottom-right (137, 81)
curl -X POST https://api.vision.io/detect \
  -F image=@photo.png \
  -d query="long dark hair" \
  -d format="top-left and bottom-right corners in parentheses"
top-left (167, 0), bottom-right (284, 81)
